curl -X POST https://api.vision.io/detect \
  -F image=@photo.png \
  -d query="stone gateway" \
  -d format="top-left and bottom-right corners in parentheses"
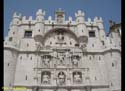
top-left (4, 9), bottom-right (121, 91)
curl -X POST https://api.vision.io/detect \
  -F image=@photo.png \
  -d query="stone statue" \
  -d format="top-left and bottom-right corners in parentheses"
top-left (43, 56), bottom-right (50, 67)
top-left (57, 33), bottom-right (64, 41)
top-left (35, 42), bottom-right (42, 51)
top-left (73, 73), bottom-right (82, 83)
top-left (58, 72), bottom-right (65, 85)
top-left (42, 73), bottom-right (50, 84)
top-left (72, 56), bottom-right (79, 67)
top-left (59, 56), bottom-right (65, 66)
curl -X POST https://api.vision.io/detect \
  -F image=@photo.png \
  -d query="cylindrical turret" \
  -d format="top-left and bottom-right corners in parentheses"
top-left (94, 17), bottom-right (106, 41)
top-left (7, 12), bottom-right (21, 47)
top-left (33, 9), bottom-right (45, 44)
top-left (108, 21), bottom-right (121, 47)
top-left (75, 10), bottom-right (88, 49)
top-left (75, 10), bottom-right (88, 37)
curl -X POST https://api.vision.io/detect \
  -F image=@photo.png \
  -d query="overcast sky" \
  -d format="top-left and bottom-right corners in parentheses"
top-left (4, 0), bottom-right (121, 38)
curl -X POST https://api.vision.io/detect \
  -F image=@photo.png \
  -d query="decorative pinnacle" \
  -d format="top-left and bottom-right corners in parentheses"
top-left (88, 18), bottom-right (92, 23)
top-left (13, 12), bottom-right (22, 18)
top-left (48, 16), bottom-right (52, 20)
top-left (94, 16), bottom-right (103, 22)
top-left (75, 10), bottom-right (85, 17)
top-left (13, 12), bottom-right (17, 17)
top-left (68, 16), bottom-right (72, 21)
top-left (36, 9), bottom-right (45, 16)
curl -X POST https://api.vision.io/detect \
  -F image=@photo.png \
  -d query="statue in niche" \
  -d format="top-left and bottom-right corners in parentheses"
top-left (57, 72), bottom-right (65, 85)
top-left (72, 56), bottom-right (79, 67)
top-left (57, 31), bottom-right (64, 41)
top-left (73, 72), bottom-right (82, 83)
top-left (59, 55), bottom-right (65, 66)
top-left (42, 72), bottom-right (50, 84)
top-left (35, 42), bottom-right (42, 51)
top-left (43, 55), bottom-right (51, 67)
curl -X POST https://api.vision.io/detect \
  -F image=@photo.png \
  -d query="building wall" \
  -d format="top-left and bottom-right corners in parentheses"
top-left (4, 9), bottom-right (121, 91)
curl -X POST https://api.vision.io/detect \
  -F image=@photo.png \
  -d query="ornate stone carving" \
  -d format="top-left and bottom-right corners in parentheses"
top-left (35, 42), bottom-right (42, 51)
top-left (57, 72), bottom-right (66, 85)
top-left (59, 56), bottom-right (65, 66)
top-left (73, 72), bottom-right (82, 83)
top-left (71, 55), bottom-right (80, 67)
top-left (43, 55), bottom-right (51, 67)
top-left (41, 71), bottom-right (50, 84)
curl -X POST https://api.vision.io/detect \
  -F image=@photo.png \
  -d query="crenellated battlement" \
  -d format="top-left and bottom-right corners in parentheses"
top-left (5, 9), bottom-right (121, 50)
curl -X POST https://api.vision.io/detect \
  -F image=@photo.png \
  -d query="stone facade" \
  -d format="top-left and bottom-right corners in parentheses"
top-left (4, 9), bottom-right (121, 91)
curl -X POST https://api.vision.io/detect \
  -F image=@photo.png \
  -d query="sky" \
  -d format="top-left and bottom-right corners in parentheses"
top-left (4, 0), bottom-right (121, 38)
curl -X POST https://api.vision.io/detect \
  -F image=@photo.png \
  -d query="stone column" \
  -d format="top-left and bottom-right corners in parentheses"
top-left (67, 69), bottom-right (71, 85)
top-left (51, 71), bottom-right (54, 85)
top-left (70, 71), bottom-right (73, 85)
top-left (82, 70), bottom-right (85, 84)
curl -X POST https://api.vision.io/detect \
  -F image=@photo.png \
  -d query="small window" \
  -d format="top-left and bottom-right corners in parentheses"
top-left (62, 36), bottom-right (64, 40)
top-left (20, 56), bottom-right (22, 60)
top-left (95, 77), bottom-right (97, 80)
top-left (110, 39), bottom-right (112, 44)
top-left (89, 31), bottom-right (95, 37)
top-left (77, 19), bottom-right (79, 22)
top-left (27, 43), bottom-right (29, 47)
top-left (64, 42), bottom-right (66, 45)
top-left (13, 32), bottom-right (15, 34)
top-left (25, 75), bottom-right (27, 80)
top-left (9, 37), bottom-right (13, 41)
top-left (111, 82), bottom-right (113, 86)
top-left (30, 56), bottom-right (32, 60)
top-left (9, 83), bottom-right (11, 86)
top-left (27, 54), bottom-right (29, 57)
top-left (52, 22), bottom-right (54, 27)
top-left (110, 33), bottom-right (113, 38)
top-left (101, 41), bottom-right (105, 45)
top-left (92, 44), bottom-right (94, 47)
top-left (89, 56), bottom-right (91, 60)
top-left (75, 43), bottom-right (79, 47)
top-left (99, 56), bottom-right (101, 60)
top-left (24, 31), bottom-right (32, 38)
top-left (8, 63), bottom-right (10, 66)
top-left (112, 63), bottom-right (114, 67)
top-left (111, 52), bottom-right (112, 56)
top-left (70, 42), bottom-right (72, 45)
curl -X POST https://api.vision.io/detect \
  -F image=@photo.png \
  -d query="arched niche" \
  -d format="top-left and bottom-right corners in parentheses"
top-left (42, 28), bottom-right (79, 47)
top-left (72, 71), bottom-right (82, 84)
top-left (41, 71), bottom-right (51, 84)
top-left (57, 71), bottom-right (66, 85)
